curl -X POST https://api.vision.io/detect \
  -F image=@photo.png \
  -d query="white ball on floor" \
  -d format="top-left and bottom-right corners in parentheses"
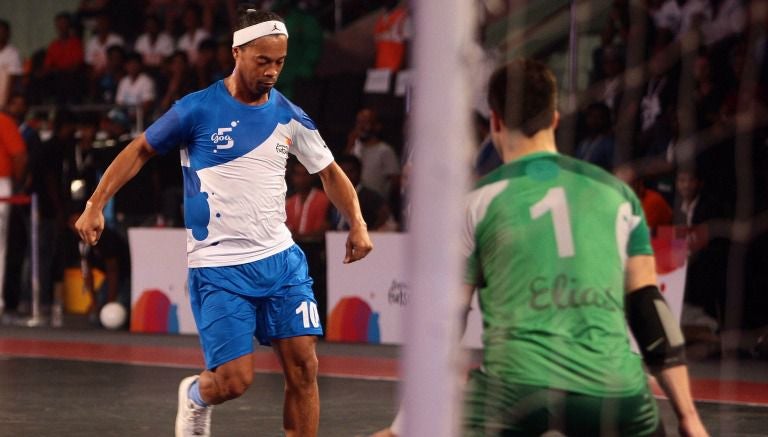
top-left (100, 302), bottom-right (127, 330)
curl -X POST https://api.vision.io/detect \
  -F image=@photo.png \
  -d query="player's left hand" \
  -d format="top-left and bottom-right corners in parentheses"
top-left (344, 225), bottom-right (373, 264)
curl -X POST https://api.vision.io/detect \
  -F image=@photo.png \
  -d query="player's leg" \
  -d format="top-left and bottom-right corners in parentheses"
top-left (463, 368), bottom-right (558, 436)
top-left (198, 353), bottom-right (254, 404)
top-left (272, 335), bottom-right (320, 437)
top-left (189, 288), bottom-right (259, 404)
top-left (177, 268), bottom-right (260, 437)
top-left (256, 244), bottom-right (323, 436)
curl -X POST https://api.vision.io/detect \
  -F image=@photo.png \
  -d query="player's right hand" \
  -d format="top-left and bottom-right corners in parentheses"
top-left (344, 225), bottom-right (373, 264)
top-left (75, 202), bottom-right (105, 246)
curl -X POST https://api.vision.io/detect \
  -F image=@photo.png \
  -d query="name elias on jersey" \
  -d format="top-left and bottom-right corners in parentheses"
top-left (211, 120), bottom-right (240, 152)
top-left (528, 273), bottom-right (619, 312)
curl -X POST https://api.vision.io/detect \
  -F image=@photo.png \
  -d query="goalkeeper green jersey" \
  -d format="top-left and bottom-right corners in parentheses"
top-left (463, 151), bottom-right (654, 397)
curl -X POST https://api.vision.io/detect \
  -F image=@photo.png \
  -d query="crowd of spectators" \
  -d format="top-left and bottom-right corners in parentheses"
top-left (570, 0), bottom-right (768, 352)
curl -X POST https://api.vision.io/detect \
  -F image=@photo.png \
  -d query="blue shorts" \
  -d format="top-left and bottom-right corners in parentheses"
top-left (188, 245), bottom-right (323, 370)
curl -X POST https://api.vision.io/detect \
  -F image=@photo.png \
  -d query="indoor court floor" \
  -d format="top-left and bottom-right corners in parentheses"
top-left (0, 319), bottom-right (767, 436)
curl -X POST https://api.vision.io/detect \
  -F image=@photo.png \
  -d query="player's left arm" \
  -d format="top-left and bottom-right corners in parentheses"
top-left (317, 161), bottom-right (373, 263)
top-left (625, 255), bottom-right (708, 436)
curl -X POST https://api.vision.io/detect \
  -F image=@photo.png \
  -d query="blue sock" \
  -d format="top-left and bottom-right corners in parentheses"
top-left (187, 380), bottom-right (209, 407)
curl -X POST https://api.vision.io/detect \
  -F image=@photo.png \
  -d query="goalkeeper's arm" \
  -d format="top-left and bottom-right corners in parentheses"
top-left (625, 255), bottom-right (708, 437)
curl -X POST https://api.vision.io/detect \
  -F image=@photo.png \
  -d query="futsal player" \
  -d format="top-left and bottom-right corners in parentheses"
top-left (460, 59), bottom-right (707, 436)
top-left (75, 6), bottom-right (372, 437)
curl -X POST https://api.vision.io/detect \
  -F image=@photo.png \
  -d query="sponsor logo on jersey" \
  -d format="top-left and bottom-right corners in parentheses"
top-left (276, 137), bottom-right (292, 156)
top-left (211, 121), bottom-right (239, 152)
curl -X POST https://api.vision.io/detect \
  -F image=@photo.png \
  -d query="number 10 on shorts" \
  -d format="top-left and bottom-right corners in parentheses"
top-left (296, 301), bottom-right (321, 328)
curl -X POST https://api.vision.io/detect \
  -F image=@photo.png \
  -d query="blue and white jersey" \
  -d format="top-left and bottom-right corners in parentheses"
top-left (145, 81), bottom-right (334, 268)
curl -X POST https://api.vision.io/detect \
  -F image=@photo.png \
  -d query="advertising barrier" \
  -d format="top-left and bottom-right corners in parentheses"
top-left (128, 228), bottom-right (193, 334)
top-left (127, 229), bottom-right (687, 342)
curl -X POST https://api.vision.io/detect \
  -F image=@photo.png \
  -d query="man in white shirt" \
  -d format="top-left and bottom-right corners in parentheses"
top-left (0, 20), bottom-right (22, 76)
top-left (347, 108), bottom-right (401, 200)
top-left (0, 19), bottom-right (22, 106)
top-left (134, 14), bottom-right (174, 69)
top-left (116, 52), bottom-right (156, 116)
top-left (85, 13), bottom-right (125, 74)
top-left (176, 4), bottom-right (210, 64)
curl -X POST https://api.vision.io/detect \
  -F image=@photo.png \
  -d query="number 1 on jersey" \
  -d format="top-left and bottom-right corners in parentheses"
top-left (530, 187), bottom-right (575, 257)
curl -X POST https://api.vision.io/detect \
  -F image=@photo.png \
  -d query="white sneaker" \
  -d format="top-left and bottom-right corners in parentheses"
top-left (175, 376), bottom-right (212, 437)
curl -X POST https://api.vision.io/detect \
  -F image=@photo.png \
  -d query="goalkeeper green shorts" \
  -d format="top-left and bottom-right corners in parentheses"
top-left (463, 369), bottom-right (663, 436)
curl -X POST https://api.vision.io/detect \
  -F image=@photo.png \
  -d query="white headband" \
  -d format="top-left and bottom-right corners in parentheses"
top-left (232, 20), bottom-right (289, 47)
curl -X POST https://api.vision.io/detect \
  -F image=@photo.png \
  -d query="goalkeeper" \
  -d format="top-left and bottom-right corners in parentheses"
top-left (459, 59), bottom-right (708, 436)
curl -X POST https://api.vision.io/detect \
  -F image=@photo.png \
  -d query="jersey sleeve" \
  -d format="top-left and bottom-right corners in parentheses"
top-left (626, 187), bottom-right (654, 257)
top-left (145, 105), bottom-right (189, 155)
top-left (290, 112), bottom-right (334, 174)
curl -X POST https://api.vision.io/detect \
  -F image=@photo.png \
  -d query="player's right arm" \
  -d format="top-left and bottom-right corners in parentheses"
top-left (625, 255), bottom-right (709, 437)
top-left (75, 134), bottom-right (157, 245)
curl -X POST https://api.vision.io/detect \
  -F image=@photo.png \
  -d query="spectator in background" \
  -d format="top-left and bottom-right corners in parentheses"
top-left (692, 50), bottom-right (724, 129)
top-left (194, 38), bottom-right (218, 88)
top-left (176, 3), bottom-right (211, 64)
top-left (605, 0), bottom-right (631, 46)
top-left (156, 50), bottom-right (197, 116)
top-left (102, 108), bottom-right (159, 238)
top-left (631, 177), bottom-right (673, 231)
top-left (640, 43), bottom-right (679, 135)
top-left (134, 14), bottom-right (175, 71)
top-left (674, 167), bottom-right (732, 337)
top-left (330, 154), bottom-right (393, 231)
top-left (673, 168), bottom-right (710, 231)
top-left (93, 45), bottom-right (126, 103)
top-left (286, 160), bottom-right (330, 242)
top-left (273, 0), bottom-right (324, 98)
top-left (373, 0), bottom-right (411, 72)
top-left (472, 111), bottom-right (501, 179)
top-left (0, 107), bottom-right (27, 314)
top-left (702, 0), bottom-right (746, 47)
top-left (79, 0), bottom-right (146, 42)
top-left (61, 114), bottom-right (109, 211)
top-left (648, 0), bottom-right (682, 36)
top-left (145, 0), bottom-right (185, 36)
top-left (6, 95), bottom-right (39, 165)
top-left (14, 104), bottom-right (72, 314)
top-left (575, 102), bottom-right (616, 172)
top-left (33, 108), bottom-right (75, 214)
top-left (590, 45), bottom-right (625, 113)
top-left (346, 108), bottom-right (400, 202)
top-left (590, 0), bottom-right (630, 84)
top-left (0, 20), bottom-right (23, 103)
top-left (5, 94), bottom-right (43, 314)
top-left (212, 39), bottom-right (235, 82)
top-left (116, 52), bottom-right (157, 117)
top-left (43, 12), bottom-right (85, 104)
top-left (23, 49), bottom-right (48, 105)
top-left (85, 12), bottom-right (125, 76)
